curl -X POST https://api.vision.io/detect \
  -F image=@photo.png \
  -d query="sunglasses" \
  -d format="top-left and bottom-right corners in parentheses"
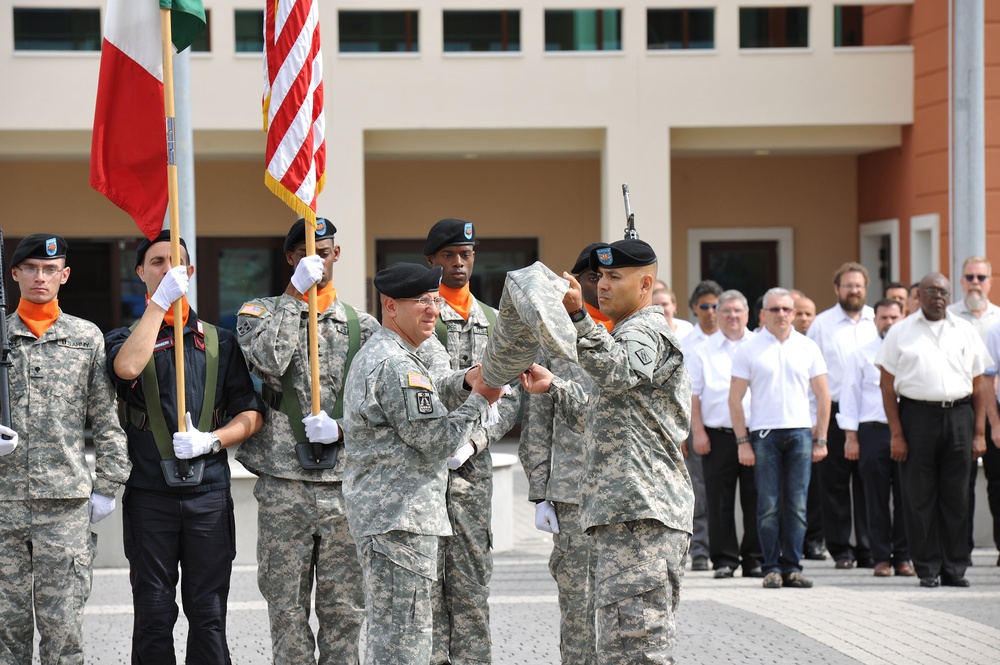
top-left (964, 274), bottom-right (990, 282)
top-left (697, 303), bottom-right (718, 311)
top-left (765, 306), bottom-right (794, 314)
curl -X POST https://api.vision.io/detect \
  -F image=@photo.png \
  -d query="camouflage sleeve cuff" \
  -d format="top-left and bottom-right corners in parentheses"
top-left (573, 313), bottom-right (597, 336)
top-left (92, 479), bottom-right (122, 499)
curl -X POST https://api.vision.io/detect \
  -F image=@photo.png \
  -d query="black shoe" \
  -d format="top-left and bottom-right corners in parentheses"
top-left (834, 559), bottom-right (854, 569)
top-left (941, 576), bottom-right (970, 587)
top-left (713, 565), bottom-right (735, 579)
top-left (919, 577), bottom-right (940, 588)
top-left (856, 557), bottom-right (876, 569)
top-left (996, 553), bottom-right (1000, 567)
top-left (742, 566), bottom-right (765, 578)
top-left (691, 556), bottom-right (710, 571)
top-left (803, 546), bottom-right (827, 561)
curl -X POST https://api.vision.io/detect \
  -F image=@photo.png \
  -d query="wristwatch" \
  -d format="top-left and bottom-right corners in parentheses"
top-left (569, 308), bottom-right (587, 323)
top-left (813, 438), bottom-right (827, 447)
top-left (208, 432), bottom-right (223, 454)
top-left (736, 435), bottom-right (750, 445)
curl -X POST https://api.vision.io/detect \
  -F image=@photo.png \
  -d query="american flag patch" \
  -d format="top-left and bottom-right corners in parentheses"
top-left (408, 373), bottom-right (433, 390)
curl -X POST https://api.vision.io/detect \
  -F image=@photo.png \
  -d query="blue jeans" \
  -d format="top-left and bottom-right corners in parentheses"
top-left (752, 428), bottom-right (812, 575)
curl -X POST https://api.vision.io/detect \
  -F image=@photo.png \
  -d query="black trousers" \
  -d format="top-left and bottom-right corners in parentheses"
top-left (123, 487), bottom-right (237, 665)
top-left (819, 402), bottom-right (871, 562)
top-left (857, 422), bottom-right (909, 564)
top-left (898, 398), bottom-right (972, 580)
top-left (702, 427), bottom-right (762, 571)
top-left (968, 414), bottom-right (1000, 551)
top-left (804, 464), bottom-right (824, 551)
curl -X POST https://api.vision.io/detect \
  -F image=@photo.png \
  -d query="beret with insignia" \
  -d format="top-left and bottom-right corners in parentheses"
top-left (571, 242), bottom-right (605, 276)
top-left (135, 230), bottom-right (188, 268)
top-left (11, 233), bottom-right (68, 267)
top-left (374, 263), bottom-right (443, 299)
top-left (283, 217), bottom-right (337, 253)
top-left (590, 239), bottom-right (657, 272)
top-left (423, 218), bottom-right (476, 256)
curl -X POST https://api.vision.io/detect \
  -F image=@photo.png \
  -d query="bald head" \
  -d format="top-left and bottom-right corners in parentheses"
top-left (918, 272), bottom-right (950, 321)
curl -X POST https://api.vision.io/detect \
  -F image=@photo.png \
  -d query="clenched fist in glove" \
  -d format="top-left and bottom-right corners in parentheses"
top-left (0, 425), bottom-right (18, 456)
top-left (534, 500), bottom-right (560, 534)
top-left (89, 493), bottom-right (116, 524)
top-left (172, 413), bottom-right (216, 459)
top-left (151, 265), bottom-right (190, 311)
top-left (302, 410), bottom-right (341, 444)
top-left (447, 442), bottom-right (476, 470)
top-left (291, 255), bottom-right (325, 294)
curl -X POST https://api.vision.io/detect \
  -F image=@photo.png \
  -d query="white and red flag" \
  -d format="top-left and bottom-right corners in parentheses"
top-left (90, 0), bottom-right (205, 241)
top-left (263, 0), bottom-right (326, 216)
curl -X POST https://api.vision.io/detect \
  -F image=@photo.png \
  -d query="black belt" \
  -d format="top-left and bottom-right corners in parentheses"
top-left (860, 421), bottom-right (890, 429)
top-left (900, 395), bottom-right (971, 409)
top-left (705, 427), bottom-right (735, 434)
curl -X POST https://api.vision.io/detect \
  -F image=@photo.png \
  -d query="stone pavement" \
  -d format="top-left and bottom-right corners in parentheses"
top-left (47, 441), bottom-right (1000, 664)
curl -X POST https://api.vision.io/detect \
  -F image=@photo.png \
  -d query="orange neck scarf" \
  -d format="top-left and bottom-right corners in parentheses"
top-left (586, 303), bottom-right (614, 332)
top-left (301, 283), bottom-right (336, 313)
top-left (17, 298), bottom-right (60, 338)
top-left (146, 294), bottom-right (191, 328)
top-left (439, 283), bottom-right (473, 320)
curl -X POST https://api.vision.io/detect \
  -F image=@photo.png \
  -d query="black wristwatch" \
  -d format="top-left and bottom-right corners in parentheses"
top-left (569, 308), bottom-right (587, 323)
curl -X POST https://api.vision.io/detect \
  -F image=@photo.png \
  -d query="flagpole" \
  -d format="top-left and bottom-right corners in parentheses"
top-left (303, 209), bottom-right (322, 461)
top-left (161, 8), bottom-right (190, 477)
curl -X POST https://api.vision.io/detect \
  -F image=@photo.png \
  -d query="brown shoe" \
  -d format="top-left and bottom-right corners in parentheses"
top-left (894, 561), bottom-right (916, 577)
top-left (873, 562), bottom-right (892, 577)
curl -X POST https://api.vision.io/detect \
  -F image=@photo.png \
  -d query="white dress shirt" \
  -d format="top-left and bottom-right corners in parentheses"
top-left (947, 300), bottom-right (1000, 342)
top-left (681, 324), bottom-right (710, 355)
top-left (836, 337), bottom-right (887, 431)
top-left (875, 309), bottom-right (992, 401)
top-left (688, 329), bottom-right (754, 428)
top-left (671, 318), bottom-right (695, 341)
top-left (982, 322), bottom-right (1000, 399)
top-left (807, 303), bottom-right (877, 402)
top-left (731, 328), bottom-right (828, 431)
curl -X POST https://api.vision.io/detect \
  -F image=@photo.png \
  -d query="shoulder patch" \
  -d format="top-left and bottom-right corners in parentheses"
top-left (239, 303), bottom-right (265, 317)
top-left (407, 373), bottom-right (433, 390)
top-left (415, 391), bottom-right (434, 413)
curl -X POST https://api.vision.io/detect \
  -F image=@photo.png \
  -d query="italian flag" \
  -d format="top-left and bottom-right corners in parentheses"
top-left (90, 0), bottom-right (206, 241)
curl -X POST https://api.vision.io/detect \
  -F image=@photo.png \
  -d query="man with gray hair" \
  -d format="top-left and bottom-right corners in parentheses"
top-left (688, 290), bottom-right (762, 578)
top-left (730, 288), bottom-right (830, 589)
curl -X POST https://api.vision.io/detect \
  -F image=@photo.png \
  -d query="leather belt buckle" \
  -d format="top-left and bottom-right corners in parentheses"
top-left (940, 399), bottom-right (956, 408)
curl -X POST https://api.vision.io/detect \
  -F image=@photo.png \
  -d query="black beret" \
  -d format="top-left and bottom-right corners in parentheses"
top-left (374, 263), bottom-right (443, 299)
top-left (135, 230), bottom-right (188, 268)
top-left (283, 217), bottom-right (337, 253)
top-left (11, 234), bottom-right (68, 267)
top-left (571, 242), bottom-right (605, 275)
top-left (589, 239), bottom-right (657, 272)
top-left (423, 218), bottom-right (476, 256)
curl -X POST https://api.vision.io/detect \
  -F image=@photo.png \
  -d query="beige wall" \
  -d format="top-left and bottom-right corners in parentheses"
top-left (671, 156), bottom-right (859, 316)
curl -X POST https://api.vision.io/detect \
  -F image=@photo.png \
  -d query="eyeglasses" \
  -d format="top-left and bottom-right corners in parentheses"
top-left (922, 287), bottom-right (950, 298)
top-left (697, 303), bottom-right (718, 311)
top-left (398, 295), bottom-right (445, 309)
top-left (765, 306), bottom-right (794, 314)
top-left (17, 265), bottom-right (63, 278)
top-left (719, 308), bottom-right (746, 316)
top-left (964, 274), bottom-right (990, 282)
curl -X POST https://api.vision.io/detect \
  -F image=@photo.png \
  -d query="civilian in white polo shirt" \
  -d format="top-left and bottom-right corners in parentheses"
top-left (876, 273), bottom-right (992, 588)
top-left (837, 298), bottom-right (915, 578)
top-left (689, 290), bottom-right (763, 579)
top-left (729, 288), bottom-right (830, 589)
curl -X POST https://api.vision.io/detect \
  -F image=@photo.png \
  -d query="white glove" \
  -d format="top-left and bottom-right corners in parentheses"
top-left (302, 410), bottom-right (341, 444)
top-left (150, 265), bottom-right (190, 311)
top-left (89, 493), bottom-right (116, 524)
top-left (0, 425), bottom-right (18, 456)
top-left (291, 255), bottom-right (325, 294)
top-left (447, 442), bottom-right (476, 470)
top-left (172, 412), bottom-right (214, 459)
top-left (534, 500), bottom-right (560, 534)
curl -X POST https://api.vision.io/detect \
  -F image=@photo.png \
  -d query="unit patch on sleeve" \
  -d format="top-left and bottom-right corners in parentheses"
top-left (415, 391), bottom-right (433, 414)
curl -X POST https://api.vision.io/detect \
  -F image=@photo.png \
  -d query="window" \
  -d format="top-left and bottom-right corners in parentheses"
top-left (339, 10), bottom-right (418, 52)
top-left (13, 8), bottom-right (101, 51)
top-left (834, 5), bottom-right (863, 46)
top-left (235, 9), bottom-right (265, 53)
top-left (443, 10), bottom-right (520, 52)
top-left (739, 7), bottom-right (809, 48)
top-left (834, 5), bottom-right (912, 47)
top-left (190, 9), bottom-right (211, 52)
top-left (545, 10), bottom-right (621, 52)
top-left (647, 8), bottom-right (715, 50)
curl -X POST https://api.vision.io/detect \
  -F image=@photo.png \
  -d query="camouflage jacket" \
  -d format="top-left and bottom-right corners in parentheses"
top-left (518, 352), bottom-right (594, 505)
top-left (342, 327), bottom-right (491, 538)
top-left (550, 306), bottom-right (694, 533)
top-left (0, 312), bottom-right (130, 500)
top-left (236, 294), bottom-right (379, 481)
top-left (418, 299), bottom-right (521, 479)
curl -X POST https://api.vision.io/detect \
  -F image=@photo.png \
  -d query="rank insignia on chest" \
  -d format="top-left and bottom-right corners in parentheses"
top-left (238, 303), bottom-right (265, 317)
top-left (415, 391), bottom-right (433, 414)
top-left (408, 373), bottom-right (433, 390)
top-left (634, 348), bottom-right (652, 365)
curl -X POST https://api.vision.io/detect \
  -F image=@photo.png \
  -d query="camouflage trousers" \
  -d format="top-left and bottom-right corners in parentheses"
top-left (356, 531), bottom-right (437, 665)
top-left (592, 520), bottom-right (689, 665)
top-left (431, 469), bottom-right (493, 664)
top-left (0, 498), bottom-right (94, 665)
top-left (550, 502), bottom-right (597, 665)
top-left (254, 475), bottom-right (365, 664)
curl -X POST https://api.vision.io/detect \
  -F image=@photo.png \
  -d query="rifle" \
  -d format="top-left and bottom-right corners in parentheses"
top-left (0, 229), bottom-right (12, 438)
top-left (622, 184), bottom-right (639, 240)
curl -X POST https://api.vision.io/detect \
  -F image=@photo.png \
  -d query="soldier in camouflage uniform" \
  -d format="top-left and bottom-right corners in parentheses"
top-left (520, 239), bottom-right (694, 664)
top-left (342, 262), bottom-right (503, 665)
top-left (236, 218), bottom-right (378, 663)
top-left (0, 234), bottom-right (130, 665)
top-left (517, 244), bottom-right (605, 665)
top-left (417, 219), bottom-right (521, 665)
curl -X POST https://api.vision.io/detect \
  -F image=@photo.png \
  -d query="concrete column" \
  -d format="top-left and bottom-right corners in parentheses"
top-left (951, 0), bottom-right (985, 281)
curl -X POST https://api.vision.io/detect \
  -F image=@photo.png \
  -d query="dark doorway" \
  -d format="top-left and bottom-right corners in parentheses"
top-left (701, 240), bottom-right (778, 330)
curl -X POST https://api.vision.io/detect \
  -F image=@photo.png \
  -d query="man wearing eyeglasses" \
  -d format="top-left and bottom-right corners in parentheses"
top-left (236, 218), bottom-right (379, 663)
top-left (876, 273), bottom-right (991, 587)
top-left (0, 234), bottom-right (131, 664)
top-left (807, 262), bottom-right (878, 570)
top-left (730, 288), bottom-right (830, 589)
top-left (343, 262), bottom-right (501, 664)
top-left (417, 218), bottom-right (520, 665)
top-left (948, 256), bottom-right (1000, 565)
